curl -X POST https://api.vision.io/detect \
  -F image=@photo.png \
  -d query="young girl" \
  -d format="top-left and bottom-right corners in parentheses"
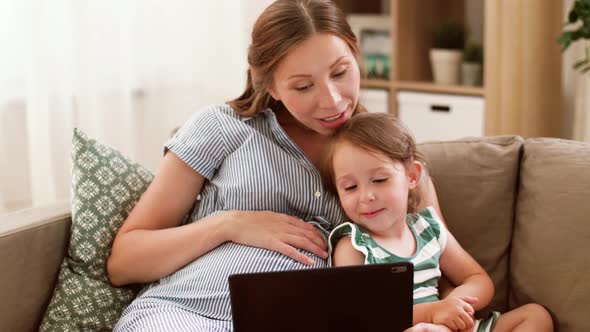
top-left (323, 112), bottom-right (553, 332)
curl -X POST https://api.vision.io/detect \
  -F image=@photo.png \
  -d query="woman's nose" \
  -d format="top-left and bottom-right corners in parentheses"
top-left (319, 82), bottom-right (342, 109)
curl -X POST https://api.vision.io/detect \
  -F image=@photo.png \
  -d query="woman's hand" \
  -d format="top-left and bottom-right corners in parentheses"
top-left (223, 210), bottom-right (329, 265)
top-left (431, 296), bottom-right (477, 331)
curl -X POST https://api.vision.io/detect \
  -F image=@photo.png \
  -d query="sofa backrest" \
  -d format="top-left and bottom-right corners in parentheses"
top-left (511, 138), bottom-right (590, 332)
top-left (418, 135), bottom-right (524, 314)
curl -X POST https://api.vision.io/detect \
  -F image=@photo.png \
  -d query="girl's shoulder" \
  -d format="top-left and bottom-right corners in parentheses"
top-left (329, 222), bottom-right (371, 249)
top-left (410, 207), bottom-right (445, 235)
top-left (410, 206), bottom-right (448, 249)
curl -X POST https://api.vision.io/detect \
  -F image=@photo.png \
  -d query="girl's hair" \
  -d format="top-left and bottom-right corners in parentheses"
top-left (321, 112), bottom-right (426, 213)
top-left (228, 0), bottom-right (366, 116)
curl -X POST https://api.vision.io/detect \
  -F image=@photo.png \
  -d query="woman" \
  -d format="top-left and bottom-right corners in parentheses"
top-left (108, 0), bottom-right (446, 330)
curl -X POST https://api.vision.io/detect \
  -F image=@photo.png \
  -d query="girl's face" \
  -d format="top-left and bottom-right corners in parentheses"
top-left (332, 141), bottom-right (420, 236)
top-left (269, 33), bottom-right (361, 135)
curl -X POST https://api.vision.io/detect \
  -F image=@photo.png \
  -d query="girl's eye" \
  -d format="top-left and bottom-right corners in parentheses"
top-left (373, 178), bottom-right (388, 184)
top-left (294, 85), bottom-right (312, 92)
top-left (344, 185), bottom-right (357, 191)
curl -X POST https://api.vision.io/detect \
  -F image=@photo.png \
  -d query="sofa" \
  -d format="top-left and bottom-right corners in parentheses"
top-left (1, 135), bottom-right (589, 332)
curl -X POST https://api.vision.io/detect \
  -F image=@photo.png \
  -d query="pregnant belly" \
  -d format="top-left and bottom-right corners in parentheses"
top-left (139, 242), bottom-right (327, 320)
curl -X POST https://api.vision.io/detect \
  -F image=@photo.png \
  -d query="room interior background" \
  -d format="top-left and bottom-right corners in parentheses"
top-left (0, 0), bottom-right (588, 215)
top-left (0, 0), bottom-right (273, 213)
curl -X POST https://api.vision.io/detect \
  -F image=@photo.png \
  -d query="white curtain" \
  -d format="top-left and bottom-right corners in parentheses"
top-left (0, 0), bottom-right (273, 213)
top-left (562, 0), bottom-right (590, 141)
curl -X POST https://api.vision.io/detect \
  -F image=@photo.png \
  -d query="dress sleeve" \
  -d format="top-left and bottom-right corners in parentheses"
top-left (163, 105), bottom-right (229, 179)
top-left (328, 222), bottom-right (371, 266)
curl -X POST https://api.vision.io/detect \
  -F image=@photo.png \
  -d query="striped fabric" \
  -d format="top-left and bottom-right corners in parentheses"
top-left (329, 207), bottom-right (499, 332)
top-left (115, 105), bottom-right (349, 331)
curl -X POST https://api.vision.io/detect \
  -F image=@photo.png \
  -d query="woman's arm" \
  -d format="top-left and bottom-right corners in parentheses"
top-left (107, 152), bottom-right (225, 286)
top-left (107, 152), bottom-right (328, 286)
top-left (415, 167), bottom-right (446, 226)
top-left (439, 231), bottom-right (495, 311)
top-left (416, 168), bottom-right (456, 298)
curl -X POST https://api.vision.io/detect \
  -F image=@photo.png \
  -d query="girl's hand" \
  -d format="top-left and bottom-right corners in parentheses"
top-left (223, 210), bottom-right (329, 265)
top-left (431, 296), bottom-right (477, 331)
top-left (405, 323), bottom-right (454, 332)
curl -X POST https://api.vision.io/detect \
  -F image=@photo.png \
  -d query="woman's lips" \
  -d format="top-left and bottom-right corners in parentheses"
top-left (317, 106), bottom-right (350, 129)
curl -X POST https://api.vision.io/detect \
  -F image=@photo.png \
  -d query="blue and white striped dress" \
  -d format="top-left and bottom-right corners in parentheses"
top-left (114, 104), bottom-right (349, 331)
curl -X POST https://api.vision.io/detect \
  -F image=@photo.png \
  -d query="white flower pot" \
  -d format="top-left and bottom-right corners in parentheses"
top-left (429, 49), bottom-right (463, 85)
top-left (462, 62), bottom-right (482, 86)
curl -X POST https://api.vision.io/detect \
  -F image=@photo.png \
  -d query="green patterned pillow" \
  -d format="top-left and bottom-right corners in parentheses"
top-left (40, 129), bottom-right (153, 331)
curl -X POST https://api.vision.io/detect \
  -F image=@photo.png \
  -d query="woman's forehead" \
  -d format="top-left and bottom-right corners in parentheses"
top-left (274, 33), bottom-right (354, 79)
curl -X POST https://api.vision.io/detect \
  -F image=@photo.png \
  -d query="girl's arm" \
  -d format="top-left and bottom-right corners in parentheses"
top-left (332, 237), bottom-right (364, 266)
top-left (439, 230), bottom-right (495, 311)
top-left (107, 152), bottom-right (327, 286)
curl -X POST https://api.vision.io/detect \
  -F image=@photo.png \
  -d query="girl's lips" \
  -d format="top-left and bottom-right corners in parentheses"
top-left (361, 208), bottom-right (384, 219)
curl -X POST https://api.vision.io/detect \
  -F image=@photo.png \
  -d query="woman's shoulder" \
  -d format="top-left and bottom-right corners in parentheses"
top-left (186, 104), bottom-right (265, 126)
top-left (189, 103), bottom-right (236, 119)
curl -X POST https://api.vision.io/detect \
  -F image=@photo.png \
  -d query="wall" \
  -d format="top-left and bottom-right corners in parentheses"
top-left (466, 0), bottom-right (484, 44)
top-left (562, 0), bottom-right (576, 139)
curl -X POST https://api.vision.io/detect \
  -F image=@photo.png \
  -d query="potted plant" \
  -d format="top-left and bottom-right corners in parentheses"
top-left (558, 0), bottom-right (590, 74)
top-left (430, 21), bottom-right (466, 85)
top-left (462, 42), bottom-right (483, 86)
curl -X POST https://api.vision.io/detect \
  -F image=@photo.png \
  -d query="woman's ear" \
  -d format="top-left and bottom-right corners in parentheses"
top-left (407, 160), bottom-right (422, 189)
top-left (268, 84), bottom-right (280, 101)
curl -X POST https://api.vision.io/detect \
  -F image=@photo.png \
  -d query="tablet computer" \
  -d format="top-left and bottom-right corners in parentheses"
top-left (229, 262), bottom-right (413, 332)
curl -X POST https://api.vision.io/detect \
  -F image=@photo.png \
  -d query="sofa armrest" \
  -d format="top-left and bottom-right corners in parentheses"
top-left (0, 201), bottom-right (71, 332)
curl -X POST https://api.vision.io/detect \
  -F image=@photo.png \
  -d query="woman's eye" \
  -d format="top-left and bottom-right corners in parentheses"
top-left (333, 69), bottom-right (347, 78)
top-left (373, 178), bottom-right (388, 184)
top-left (344, 185), bottom-right (357, 191)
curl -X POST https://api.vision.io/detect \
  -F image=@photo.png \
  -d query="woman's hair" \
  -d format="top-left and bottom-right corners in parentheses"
top-left (228, 0), bottom-right (365, 116)
top-left (321, 112), bottom-right (426, 213)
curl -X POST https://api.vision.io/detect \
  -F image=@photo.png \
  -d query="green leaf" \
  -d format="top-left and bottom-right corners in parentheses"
top-left (569, 10), bottom-right (579, 23)
top-left (571, 30), bottom-right (585, 42)
top-left (558, 31), bottom-right (573, 51)
top-left (560, 0), bottom-right (590, 52)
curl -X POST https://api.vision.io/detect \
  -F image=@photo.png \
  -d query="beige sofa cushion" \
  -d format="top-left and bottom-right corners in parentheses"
top-left (0, 202), bottom-right (70, 332)
top-left (511, 138), bottom-right (590, 332)
top-left (418, 136), bottom-right (523, 314)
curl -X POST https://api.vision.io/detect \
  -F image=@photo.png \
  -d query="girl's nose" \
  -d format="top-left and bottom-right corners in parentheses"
top-left (360, 187), bottom-right (376, 202)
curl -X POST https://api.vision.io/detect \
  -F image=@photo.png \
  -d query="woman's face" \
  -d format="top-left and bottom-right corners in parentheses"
top-left (269, 33), bottom-right (361, 135)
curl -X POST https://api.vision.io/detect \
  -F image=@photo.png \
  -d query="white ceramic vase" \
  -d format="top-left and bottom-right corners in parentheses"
top-left (429, 49), bottom-right (463, 85)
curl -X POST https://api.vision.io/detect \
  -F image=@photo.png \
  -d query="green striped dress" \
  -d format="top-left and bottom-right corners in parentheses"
top-left (329, 207), bottom-right (499, 332)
